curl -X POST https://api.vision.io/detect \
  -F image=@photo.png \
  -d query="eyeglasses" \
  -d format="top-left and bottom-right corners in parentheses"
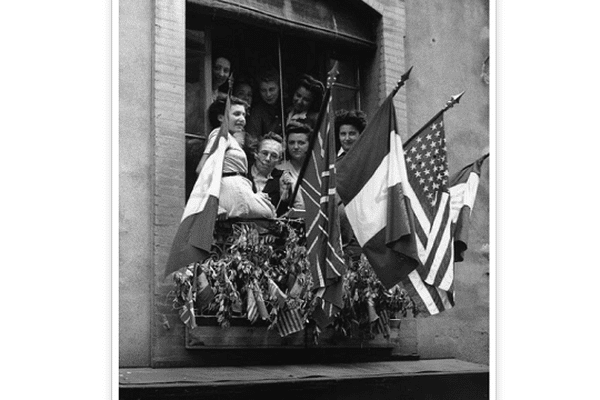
top-left (258, 150), bottom-right (280, 161)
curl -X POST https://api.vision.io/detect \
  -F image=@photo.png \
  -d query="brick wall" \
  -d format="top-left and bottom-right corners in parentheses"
top-left (152, 0), bottom-right (188, 366)
top-left (361, 0), bottom-right (409, 139)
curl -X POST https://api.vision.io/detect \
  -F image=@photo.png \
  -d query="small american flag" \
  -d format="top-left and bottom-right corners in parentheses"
top-left (268, 278), bottom-right (287, 309)
top-left (246, 286), bottom-right (258, 323)
top-left (276, 306), bottom-right (305, 337)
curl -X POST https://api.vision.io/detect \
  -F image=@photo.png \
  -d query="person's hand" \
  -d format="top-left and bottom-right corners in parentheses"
top-left (280, 171), bottom-right (294, 187)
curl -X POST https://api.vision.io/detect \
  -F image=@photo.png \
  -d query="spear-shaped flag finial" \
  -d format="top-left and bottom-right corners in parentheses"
top-left (392, 66), bottom-right (414, 97)
top-left (405, 90), bottom-right (466, 143)
top-left (443, 90), bottom-right (465, 112)
top-left (326, 61), bottom-right (340, 89)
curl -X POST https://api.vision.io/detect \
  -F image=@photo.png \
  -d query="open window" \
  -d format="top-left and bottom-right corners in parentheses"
top-left (177, 2), bottom-right (419, 355)
top-left (184, 1), bottom-right (376, 200)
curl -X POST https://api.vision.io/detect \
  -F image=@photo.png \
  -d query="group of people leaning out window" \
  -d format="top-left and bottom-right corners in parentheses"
top-left (196, 92), bottom-right (366, 256)
top-left (194, 94), bottom-right (367, 259)
top-left (207, 55), bottom-right (326, 144)
top-left (196, 95), bottom-right (368, 218)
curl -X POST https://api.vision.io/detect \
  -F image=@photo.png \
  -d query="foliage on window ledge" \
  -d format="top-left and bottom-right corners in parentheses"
top-left (170, 219), bottom-right (418, 341)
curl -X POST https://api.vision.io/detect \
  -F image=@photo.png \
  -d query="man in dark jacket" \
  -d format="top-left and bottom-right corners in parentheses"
top-left (247, 132), bottom-right (292, 216)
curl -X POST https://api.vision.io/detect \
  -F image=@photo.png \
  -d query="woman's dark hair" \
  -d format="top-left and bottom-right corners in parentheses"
top-left (207, 96), bottom-right (249, 130)
top-left (294, 74), bottom-right (325, 113)
top-left (285, 120), bottom-right (313, 139)
top-left (283, 121), bottom-right (312, 160)
top-left (212, 53), bottom-right (233, 92)
top-left (334, 109), bottom-right (368, 135)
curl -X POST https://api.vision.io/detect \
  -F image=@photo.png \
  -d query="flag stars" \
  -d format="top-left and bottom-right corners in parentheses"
top-left (416, 137), bottom-right (423, 143)
top-left (421, 144), bottom-right (427, 151)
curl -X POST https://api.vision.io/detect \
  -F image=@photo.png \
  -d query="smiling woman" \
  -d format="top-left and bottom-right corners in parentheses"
top-left (196, 97), bottom-right (276, 219)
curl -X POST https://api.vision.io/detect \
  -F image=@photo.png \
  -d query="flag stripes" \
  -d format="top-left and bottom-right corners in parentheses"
top-left (299, 85), bottom-right (347, 324)
top-left (276, 307), bottom-right (305, 337)
top-left (246, 287), bottom-right (258, 323)
top-left (402, 151), bottom-right (487, 315)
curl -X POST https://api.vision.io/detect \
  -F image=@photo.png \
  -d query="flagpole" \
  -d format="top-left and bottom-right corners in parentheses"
top-left (404, 90), bottom-right (465, 145)
top-left (277, 36), bottom-right (287, 162)
top-left (391, 66), bottom-right (413, 97)
top-left (288, 62), bottom-right (340, 211)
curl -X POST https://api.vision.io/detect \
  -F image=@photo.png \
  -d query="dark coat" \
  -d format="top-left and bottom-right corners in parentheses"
top-left (247, 165), bottom-right (291, 217)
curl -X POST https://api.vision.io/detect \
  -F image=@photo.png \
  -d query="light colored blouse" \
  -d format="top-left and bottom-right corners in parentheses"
top-left (203, 128), bottom-right (247, 174)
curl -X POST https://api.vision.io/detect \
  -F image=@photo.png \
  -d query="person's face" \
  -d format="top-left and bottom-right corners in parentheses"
top-left (218, 104), bottom-right (246, 135)
top-left (234, 83), bottom-right (252, 107)
top-left (287, 133), bottom-right (309, 162)
top-left (254, 139), bottom-right (282, 175)
top-left (339, 124), bottom-right (360, 153)
top-left (259, 81), bottom-right (279, 105)
top-left (212, 57), bottom-right (231, 88)
top-left (292, 86), bottom-right (314, 113)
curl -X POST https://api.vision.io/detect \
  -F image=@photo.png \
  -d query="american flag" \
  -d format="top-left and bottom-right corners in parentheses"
top-left (298, 84), bottom-right (347, 327)
top-left (401, 114), bottom-right (456, 315)
top-left (276, 306), bottom-right (305, 337)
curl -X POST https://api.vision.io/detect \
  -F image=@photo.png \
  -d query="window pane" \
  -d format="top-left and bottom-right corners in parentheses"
top-left (332, 86), bottom-right (358, 112)
top-left (329, 58), bottom-right (357, 87)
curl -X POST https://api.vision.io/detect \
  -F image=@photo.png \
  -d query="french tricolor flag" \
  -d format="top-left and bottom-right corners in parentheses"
top-left (337, 94), bottom-right (421, 289)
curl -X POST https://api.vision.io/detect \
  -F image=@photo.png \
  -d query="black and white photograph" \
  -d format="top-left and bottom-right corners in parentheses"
top-left (118, 0), bottom-right (491, 398)
top-left (9, 1), bottom-right (600, 399)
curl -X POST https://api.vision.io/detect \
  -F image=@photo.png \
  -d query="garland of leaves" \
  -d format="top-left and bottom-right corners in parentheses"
top-left (171, 219), bottom-right (417, 340)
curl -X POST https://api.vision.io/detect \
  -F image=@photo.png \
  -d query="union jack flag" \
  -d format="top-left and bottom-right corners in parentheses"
top-left (299, 85), bottom-right (346, 328)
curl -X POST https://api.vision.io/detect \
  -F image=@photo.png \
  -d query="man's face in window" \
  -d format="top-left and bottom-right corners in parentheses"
top-left (255, 139), bottom-right (282, 175)
top-left (259, 81), bottom-right (280, 106)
